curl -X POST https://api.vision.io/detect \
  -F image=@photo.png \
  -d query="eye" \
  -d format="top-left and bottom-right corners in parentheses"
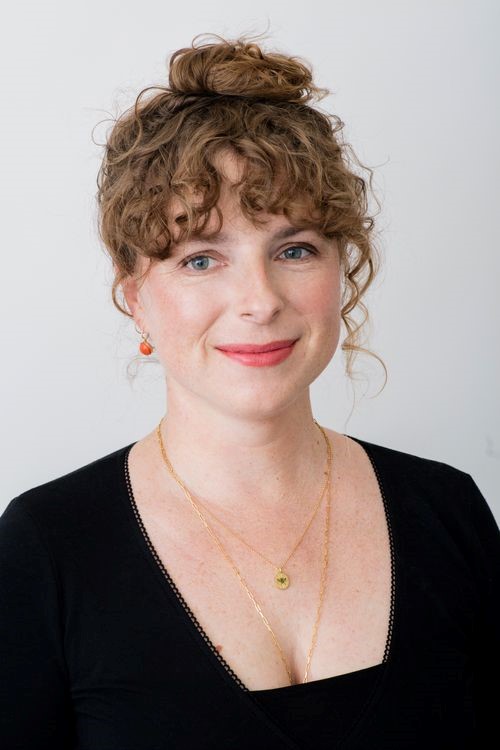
top-left (180, 245), bottom-right (317, 272)
top-left (280, 245), bottom-right (316, 261)
top-left (180, 254), bottom-right (216, 272)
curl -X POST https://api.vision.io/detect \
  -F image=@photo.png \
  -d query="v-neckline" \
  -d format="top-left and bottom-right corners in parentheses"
top-left (119, 432), bottom-right (401, 748)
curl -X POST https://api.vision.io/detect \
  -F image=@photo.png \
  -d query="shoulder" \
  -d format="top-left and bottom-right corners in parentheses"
top-left (341, 430), bottom-right (496, 525)
top-left (1, 441), bottom-right (136, 535)
top-left (342, 431), bottom-right (499, 547)
top-left (343, 431), bottom-right (474, 491)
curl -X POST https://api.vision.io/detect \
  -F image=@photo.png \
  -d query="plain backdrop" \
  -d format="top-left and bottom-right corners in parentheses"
top-left (1, 0), bottom-right (499, 519)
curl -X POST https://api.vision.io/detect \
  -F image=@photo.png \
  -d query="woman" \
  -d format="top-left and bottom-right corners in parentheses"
top-left (1, 33), bottom-right (498, 749)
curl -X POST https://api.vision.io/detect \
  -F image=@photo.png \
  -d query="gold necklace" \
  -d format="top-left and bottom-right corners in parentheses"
top-left (172, 427), bottom-right (330, 590)
top-left (155, 416), bottom-right (333, 685)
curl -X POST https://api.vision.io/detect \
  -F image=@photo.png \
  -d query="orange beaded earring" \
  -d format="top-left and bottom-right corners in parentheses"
top-left (135, 324), bottom-right (155, 356)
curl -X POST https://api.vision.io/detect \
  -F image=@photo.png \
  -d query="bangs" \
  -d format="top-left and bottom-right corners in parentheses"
top-left (164, 153), bottom-right (330, 251)
top-left (137, 97), bottom-right (349, 258)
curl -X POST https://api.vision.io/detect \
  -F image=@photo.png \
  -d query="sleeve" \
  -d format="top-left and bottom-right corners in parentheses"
top-left (0, 496), bottom-right (75, 749)
top-left (464, 473), bottom-right (500, 743)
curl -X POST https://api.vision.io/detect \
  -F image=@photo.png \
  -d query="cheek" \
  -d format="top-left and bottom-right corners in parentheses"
top-left (149, 284), bottom-right (218, 346)
top-left (295, 272), bottom-right (341, 320)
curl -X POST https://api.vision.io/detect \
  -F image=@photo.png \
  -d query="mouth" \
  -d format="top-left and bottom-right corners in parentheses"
top-left (215, 339), bottom-right (299, 368)
top-left (215, 338), bottom-right (299, 354)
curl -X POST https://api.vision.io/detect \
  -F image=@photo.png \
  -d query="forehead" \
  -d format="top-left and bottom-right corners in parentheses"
top-left (213, 148), bottom-right (245, 183)
top-left (169, 200), bottom-right (320, 248)
top-left (166, 147), bottom-right (325, 249)
top-left (169, 180), bottom-right (317, 242)
top-left (168, 150), bottom-right (245, 229)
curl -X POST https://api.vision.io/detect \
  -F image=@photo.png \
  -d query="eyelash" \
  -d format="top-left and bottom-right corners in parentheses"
top-left (180, 245), bottom-right (318, 272)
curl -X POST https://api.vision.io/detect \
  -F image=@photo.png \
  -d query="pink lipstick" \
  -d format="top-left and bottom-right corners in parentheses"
top-left (215, 339), bottom-right (298, 367)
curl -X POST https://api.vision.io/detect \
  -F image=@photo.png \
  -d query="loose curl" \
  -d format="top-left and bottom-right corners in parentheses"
top-left (95, 31), bottom-right (386, 389)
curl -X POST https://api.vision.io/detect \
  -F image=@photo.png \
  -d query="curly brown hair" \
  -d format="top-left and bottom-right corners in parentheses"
top-left (95, 31), bottom-right (386, 388)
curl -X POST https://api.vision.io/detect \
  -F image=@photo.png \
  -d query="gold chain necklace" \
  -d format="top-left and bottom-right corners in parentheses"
top-left (174, 432), bottom-right (330, 590)
top-left (155, 416), bottom-right (333, 685)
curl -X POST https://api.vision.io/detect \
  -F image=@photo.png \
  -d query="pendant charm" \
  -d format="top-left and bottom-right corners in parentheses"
top-left (275, 568), bottom-right (290, 589)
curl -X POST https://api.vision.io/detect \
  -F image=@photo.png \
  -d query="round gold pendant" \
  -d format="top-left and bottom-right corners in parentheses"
top-left (275, 568), bottom-right (290, 589)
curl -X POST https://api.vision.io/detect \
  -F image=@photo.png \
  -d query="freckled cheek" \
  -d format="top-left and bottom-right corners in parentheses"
top-left (294, 276), bottom-right (341, 319)
top-left (151, 290), bottom-right (220, 349)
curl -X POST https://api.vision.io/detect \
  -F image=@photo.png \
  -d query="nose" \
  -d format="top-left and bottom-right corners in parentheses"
top-left (235, 259), bottom-right (285, 323)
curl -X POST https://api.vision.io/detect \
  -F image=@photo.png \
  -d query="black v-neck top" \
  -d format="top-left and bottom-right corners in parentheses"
top-left (0, 434), bottom-right (499, 749)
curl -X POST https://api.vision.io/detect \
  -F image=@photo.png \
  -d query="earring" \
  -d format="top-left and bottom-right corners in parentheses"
top-left (135, 324), bottom-right (154, 356)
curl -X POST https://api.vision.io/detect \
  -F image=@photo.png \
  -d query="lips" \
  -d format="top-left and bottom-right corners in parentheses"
top-left (216, 339), bottom-right (298, 354)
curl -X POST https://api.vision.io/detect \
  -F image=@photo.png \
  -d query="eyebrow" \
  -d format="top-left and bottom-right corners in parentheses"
top-left (177, 225), bottom-right (315, 247)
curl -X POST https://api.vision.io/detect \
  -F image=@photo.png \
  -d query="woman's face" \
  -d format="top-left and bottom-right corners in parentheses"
top-left (124, 156), bottom-right (342, 421)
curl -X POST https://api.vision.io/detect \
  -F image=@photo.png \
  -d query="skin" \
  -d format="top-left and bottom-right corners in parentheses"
top-left (119, 153), bottom-right (393, 688)
top-left (121, 151), bottom-right (344, 528)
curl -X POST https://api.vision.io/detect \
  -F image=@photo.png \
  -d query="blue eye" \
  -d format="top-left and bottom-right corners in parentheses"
top-left (181, 245), bottom-right (316, 272)
top-left (181, 255), bottom-right (214, 271)
top-left (281, 246), bottom-right (314, 261)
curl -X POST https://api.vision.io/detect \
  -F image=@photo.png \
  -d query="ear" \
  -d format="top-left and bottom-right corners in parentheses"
top-left (120, 272), bottom-right (147, 330)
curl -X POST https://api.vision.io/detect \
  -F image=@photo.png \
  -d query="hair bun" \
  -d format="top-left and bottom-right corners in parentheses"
top-left (167, 33), bottom-right (328, 104)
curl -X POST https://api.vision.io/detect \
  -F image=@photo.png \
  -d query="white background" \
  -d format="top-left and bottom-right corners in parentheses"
top-left (2, 0), bottom-right (499, 518)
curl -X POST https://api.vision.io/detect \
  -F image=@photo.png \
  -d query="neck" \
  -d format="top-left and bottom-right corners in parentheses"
top-left (155, 389), bottom-right (331, 521)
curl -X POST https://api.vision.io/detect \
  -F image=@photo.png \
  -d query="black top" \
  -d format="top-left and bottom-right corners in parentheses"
top-left (1, 434), bottom-right (499, 749)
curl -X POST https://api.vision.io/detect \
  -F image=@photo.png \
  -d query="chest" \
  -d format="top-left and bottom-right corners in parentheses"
top-left (127, 449), bottom-right (394, 690)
